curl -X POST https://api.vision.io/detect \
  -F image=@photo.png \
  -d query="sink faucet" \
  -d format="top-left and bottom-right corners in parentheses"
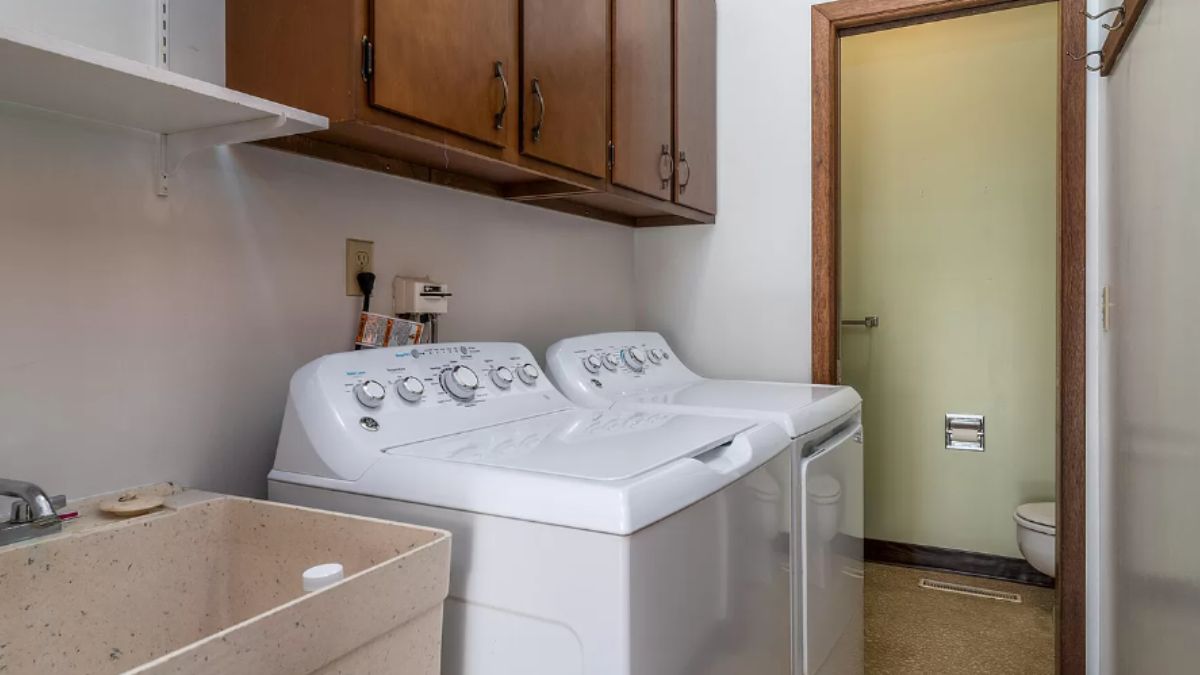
top-left (0, 477), bottom-right (64, 547)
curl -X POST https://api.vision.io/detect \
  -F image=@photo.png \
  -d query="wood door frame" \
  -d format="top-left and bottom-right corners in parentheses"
top-left (810, 1), bottom-right (1087, 674)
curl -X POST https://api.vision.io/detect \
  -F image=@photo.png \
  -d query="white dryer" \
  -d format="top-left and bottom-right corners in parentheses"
top-left (269, 342), bottom-right (796, 675)
top-left (546, 332), bottom-right (865, 675)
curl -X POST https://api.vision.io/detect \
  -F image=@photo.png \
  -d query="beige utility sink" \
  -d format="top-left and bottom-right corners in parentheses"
top-left (0, 485), bottom-right (451, 675)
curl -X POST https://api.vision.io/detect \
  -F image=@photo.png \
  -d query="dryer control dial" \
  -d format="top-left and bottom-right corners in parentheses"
top-left (396, 376), bottom-right (425, 403)
top-left (582, 354), bottom-right (602, 374)
top-left (647, 348), bottom-right (664, 364)
top-left (490, 366), bottom-right (515, 389)
top-left (440, 365), bottom-right (480, 402)
top-left (517, 363), bottom-right (540, 385)
top-left (353, 380), bottom-right (387, 408)
top-left (602, 353), bottom-right (620, 371)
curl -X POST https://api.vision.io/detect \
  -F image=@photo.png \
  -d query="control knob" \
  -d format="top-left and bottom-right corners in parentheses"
top-left (396, 376), bottom-right (425, 403)
top-left (490, 366), bottom-right (515, 389)
top-left (517, 363), bottom-right (540, 385)
top-left (353, 380), bottom-right (386, 408)
top-left (622, 347), bottom-right (647, 372)
top-left (602, 353), bottom-right (620, 371)
top-left (440, 365), bottom-right (480, 402)
top-left (647, 348), bottom-right (664, 364)
top-left (582, 354), bottom-right (602, 374)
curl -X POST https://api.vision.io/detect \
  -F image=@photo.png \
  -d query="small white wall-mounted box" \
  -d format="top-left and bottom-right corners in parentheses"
top-left (393, 276), bottom-right (451, 315)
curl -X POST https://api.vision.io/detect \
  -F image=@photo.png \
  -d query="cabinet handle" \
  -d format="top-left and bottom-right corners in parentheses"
top-left (493, 61), bottom-right (509, 130)
top-left (658, 144), bottom-right (674, 190)
top-left (678, 151), bottom-right (691, 194)
top-left (531, 78), bottom-right (546, 143)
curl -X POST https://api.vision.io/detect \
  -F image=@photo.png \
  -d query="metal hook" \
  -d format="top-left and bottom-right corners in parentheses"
top-left (1082, 5), bottom-right (1126, 31)
top-left (1068, 49), bottom-right (1105, 72)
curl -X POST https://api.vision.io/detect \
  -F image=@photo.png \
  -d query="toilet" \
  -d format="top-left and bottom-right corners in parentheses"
top-left (809, 474), bottom-right (844, 544)
top-left (1014, 502), bottom-right (1056, 578)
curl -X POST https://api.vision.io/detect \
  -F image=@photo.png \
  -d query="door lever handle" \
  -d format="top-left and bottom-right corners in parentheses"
top-left (841, 316), bottom-right (879, 328)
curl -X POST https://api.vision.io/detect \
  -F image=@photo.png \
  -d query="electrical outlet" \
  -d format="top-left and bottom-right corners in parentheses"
top-left (346, 239), bottom-right (374, 296)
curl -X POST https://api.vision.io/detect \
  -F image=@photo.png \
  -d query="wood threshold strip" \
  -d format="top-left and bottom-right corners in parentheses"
top-left (1100, 0), bottom-right (1151, 76)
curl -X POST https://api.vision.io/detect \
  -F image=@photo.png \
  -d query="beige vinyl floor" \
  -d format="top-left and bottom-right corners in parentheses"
top-left (865, 563), bottom-right (1055, 675)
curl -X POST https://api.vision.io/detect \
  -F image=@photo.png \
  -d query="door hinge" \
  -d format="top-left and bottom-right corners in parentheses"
top-left (607, 141), bottom-right (616, 171)
top-left (361, 36), bottom-right (374, 82)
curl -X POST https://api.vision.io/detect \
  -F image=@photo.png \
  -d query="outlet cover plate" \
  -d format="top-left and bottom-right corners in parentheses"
top-left (346, 238), bottom-right (374, 296)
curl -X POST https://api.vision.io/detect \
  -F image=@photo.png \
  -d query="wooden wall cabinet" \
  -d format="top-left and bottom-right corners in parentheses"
top-left (555, 0), bottom-right (717, 224)
top-left (226, 0), bottom-right (716, 226)
top-left (370, 0), bottom-right (516, 148)
top-left (612, 0), bottom-right (674, 200)
top-left (675, 0), bottom-right (718, 215)
top-left (521, 0), bottom-right (609, 178)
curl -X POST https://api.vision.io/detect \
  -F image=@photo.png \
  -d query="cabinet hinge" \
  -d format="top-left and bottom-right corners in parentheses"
top-left (361, 36), bottom-right (374, 82)
top-left (607, 141), bottom-right (615, 171)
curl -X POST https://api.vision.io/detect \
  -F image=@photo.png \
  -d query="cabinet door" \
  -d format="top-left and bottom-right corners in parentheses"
top-left (370, 0), bottom-right (517, 147)
top-left (612, 0), bottom-right (674, 199)
top-left (521, 0), bottom-right (608, 177)
top-left (675, 0), bottom-right (717, 214)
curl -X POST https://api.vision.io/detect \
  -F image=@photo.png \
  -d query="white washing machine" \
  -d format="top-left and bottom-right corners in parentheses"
top-left (269, 342), bottom-right (797, 675)
top-left (546, 332), bottom-right (865, 675)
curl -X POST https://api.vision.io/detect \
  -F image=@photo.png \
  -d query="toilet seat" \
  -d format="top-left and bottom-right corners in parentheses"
top-left (807, 474), bottom-right (842, 505)
top-left (1014, 502), bottom-right (1056, 535)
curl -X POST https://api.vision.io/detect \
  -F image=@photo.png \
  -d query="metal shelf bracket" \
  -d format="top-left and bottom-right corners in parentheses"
top-left (157, 113), bottom-right (288, 196)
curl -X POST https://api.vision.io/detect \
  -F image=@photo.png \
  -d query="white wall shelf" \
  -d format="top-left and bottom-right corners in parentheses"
top-left (0, 24), bottom-right (328, 195)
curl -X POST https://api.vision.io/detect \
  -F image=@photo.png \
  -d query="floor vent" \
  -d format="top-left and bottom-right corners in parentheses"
top-left (918, 578), bottom-right (1022, 603)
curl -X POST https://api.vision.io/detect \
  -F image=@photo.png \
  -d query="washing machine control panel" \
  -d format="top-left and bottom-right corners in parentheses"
top-left (545, 332), bottom-right (704, 408)
top-left (293, 343), bottom-right (572, 453)
top-left (331, 344), bottom-right (553, 408)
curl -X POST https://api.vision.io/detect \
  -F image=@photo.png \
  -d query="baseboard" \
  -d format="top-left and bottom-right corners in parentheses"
top-left (865, 538), bottom-right (1055, 589)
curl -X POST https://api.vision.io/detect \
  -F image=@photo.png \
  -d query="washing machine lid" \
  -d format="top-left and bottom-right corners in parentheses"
top-left (617, 381), bottom-right (862, 439)
top-left (383, 408), bottom-right (753, 481)
top-left (272, 408), bottom-right (791, 535)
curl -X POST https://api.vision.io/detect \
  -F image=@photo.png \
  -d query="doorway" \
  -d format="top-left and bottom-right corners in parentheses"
top-left (810, 1), bottom-right (1086, 674)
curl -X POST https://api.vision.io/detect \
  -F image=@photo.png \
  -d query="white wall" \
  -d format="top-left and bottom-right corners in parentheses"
top-left (165, 0), bottom-right (226, 83)
top-left (634, 0), bottom-right (815, 382)
top-left (0, 103), bottom-right (635, 500)
top-left (1104, 0), bottom-right (1200, 670)
top-left (0, 0), bottom-right (158, 64)
top-left (1086, 6), bottom-right (1109, 675)
top-left (0, 0), bottom-right (225, 81)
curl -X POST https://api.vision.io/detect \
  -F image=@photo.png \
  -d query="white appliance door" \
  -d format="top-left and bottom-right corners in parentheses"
top-left (630, 449), bottom-right (793, 675)
top-left (800, 424), bottom-right (865, 675)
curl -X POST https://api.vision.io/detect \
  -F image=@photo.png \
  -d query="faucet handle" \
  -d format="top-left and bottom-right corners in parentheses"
top-left (9, 494), bottom-right (66, 525)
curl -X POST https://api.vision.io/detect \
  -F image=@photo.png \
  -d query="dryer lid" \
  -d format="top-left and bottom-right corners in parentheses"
top-left (621, 381), bottom-right (862, 439)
